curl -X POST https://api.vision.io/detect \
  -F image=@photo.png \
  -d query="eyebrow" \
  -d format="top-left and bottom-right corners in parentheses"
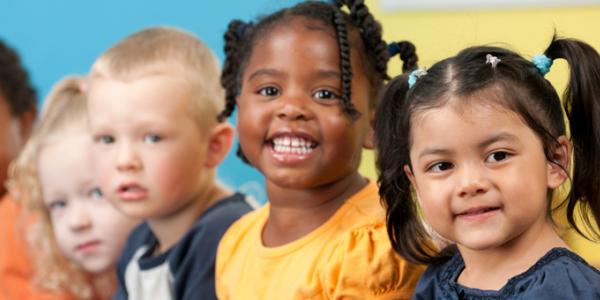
top-left (477, 132), bottom-right (519, 149)
top-left (417, 132), bottom-right (519, 159)
top-left (247, 68), bottom-right (341, 83)
top-left (247, 68), bottom-right (283, 82)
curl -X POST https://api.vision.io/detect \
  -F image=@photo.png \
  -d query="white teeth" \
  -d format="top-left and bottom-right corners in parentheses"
top-left (272, 136), bottom-right (316, 155)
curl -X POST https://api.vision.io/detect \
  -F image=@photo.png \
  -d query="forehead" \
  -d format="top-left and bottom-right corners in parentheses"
top-left (410, 99), bottom-right (531, 148)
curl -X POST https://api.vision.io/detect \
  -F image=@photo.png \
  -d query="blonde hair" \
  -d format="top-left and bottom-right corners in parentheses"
top-left (90, 26), bottom-right (225, 130)
top-left (7, 76), bottom-right (96, 299)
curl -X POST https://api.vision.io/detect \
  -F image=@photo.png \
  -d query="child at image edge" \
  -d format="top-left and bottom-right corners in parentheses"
top-left (376, 36), bottom-right (600, 299)
top-left (86, 27), bottom-right (253, 300)
top-left (215, 1), bottom-right (423, 299)
top-left (8, 76), bottom-right (138, 299)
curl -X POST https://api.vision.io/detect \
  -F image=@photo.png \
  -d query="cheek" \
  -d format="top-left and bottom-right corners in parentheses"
top-left (51, 217), bottom-right (74, 256)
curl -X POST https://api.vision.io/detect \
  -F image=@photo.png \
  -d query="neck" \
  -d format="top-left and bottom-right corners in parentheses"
top-left (148, 183), bottom-right (229, 254)
top-left (90, 268), bottom-right (118, 300)
top-left (457, 219), bottom-right (567, 290)
top-left (262, 172), bottom-right (368, 247)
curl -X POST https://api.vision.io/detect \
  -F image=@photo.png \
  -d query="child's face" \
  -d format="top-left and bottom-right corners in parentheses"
top-left (87, 74), bottom-right (212, 220)
top-left (236, 17), bottom-right (373, 189)
top-left (38, 129), bottom-right (137, 274)
top-left (406, 101), bottom-right (564, 252)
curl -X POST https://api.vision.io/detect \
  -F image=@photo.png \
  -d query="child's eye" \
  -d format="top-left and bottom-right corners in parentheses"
top-left (95, 135), bottom-right (115, 144)
top-left (143, 134), bottom-right (162, 143)
top-left (257, 86), bottom-right (279, 97)
top-left (428, 162), bottom-right (454, 173)
top-left (48, 199), bottom-right (68, 212)
top-left (88, 187), bottom-right (103, 199)
top-left (486, 151), bottom-right (511, 163)
top-left (313, 89), bottom-right (340, 101)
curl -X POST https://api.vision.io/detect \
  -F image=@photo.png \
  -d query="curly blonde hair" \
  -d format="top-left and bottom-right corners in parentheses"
top-left (7, 76), bottom-right (96, 299)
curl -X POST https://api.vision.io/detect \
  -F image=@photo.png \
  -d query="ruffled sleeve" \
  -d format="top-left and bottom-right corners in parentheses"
top-left (321, 223), bottom-right (424, 299)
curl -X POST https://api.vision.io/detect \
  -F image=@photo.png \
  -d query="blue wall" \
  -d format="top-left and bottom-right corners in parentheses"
top-left (0, 0), bottom-right (300, 204)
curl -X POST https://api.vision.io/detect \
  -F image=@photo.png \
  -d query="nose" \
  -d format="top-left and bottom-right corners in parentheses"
top-left (456, 163), bottom-right (490, 198)
top-left (67, 201), bottom-right (92, 232)
top-left (276, 91), bottom-right (312, 121)
top-left (116, 141), bottom-right (142, 172)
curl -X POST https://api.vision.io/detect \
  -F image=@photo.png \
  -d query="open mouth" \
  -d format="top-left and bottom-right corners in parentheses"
top-left (116, 183), bottom-right (148, 201)
top-left (268, 135), bottom-right (318, 155)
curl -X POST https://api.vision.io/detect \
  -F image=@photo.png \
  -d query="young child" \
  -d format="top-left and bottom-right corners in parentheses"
top-left (375, 37), bottom-right (600, 299)
top-left (86, 27), bottom-right (253, 300)
top-left (216, 1), bottom-right (423, 298)
top-left (7, 76), bottom-right (138, 299)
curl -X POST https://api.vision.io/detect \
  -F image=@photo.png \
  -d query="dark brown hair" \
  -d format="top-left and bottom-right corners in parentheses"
top-left (375, 36), bottom-right (600, 264)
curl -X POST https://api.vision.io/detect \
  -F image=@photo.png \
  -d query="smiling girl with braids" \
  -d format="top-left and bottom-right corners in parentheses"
top-left (215, 1), bottom-right (423, 299)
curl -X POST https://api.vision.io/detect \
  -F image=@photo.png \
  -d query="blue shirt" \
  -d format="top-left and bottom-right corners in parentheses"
top-left (414, 247), bottom-right (600, 299)
top-left (113, 193), bottom-right (253, 300)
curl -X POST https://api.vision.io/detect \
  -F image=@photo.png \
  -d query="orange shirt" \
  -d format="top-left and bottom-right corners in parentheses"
top-left (0, 194), bottom-right (73, 300)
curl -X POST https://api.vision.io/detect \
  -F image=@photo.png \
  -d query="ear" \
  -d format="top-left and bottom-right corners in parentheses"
top-left (404, 164), bottom-right (417, 189)
top-left (204, 122), bottom-right (234, 168)
top-left (362, 110), bottom-right (375, 149)
top-left (17, 107), bottom-right (36, 141)
top-left (547, 136), bottom-right (571, 189)
top-left (403, 164), bottom-right (422, 204)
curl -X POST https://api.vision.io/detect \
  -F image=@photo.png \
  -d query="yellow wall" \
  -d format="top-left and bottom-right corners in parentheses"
top-left (359, 1), bottom-right (600, 266)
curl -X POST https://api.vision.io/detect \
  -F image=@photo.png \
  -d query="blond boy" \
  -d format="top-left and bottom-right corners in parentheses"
top-left (86, 27), bottom-right (252, 300)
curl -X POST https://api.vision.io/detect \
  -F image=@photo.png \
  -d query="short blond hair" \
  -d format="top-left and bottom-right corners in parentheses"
top-left (90, 26), bottom-right (225, 129)
top-left (7, 76), bottom-right (96, 299)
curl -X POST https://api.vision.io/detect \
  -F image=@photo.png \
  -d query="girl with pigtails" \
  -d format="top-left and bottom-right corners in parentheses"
top-left (375, 36), bottom-right (600, 299)
top-left (215, 1), bottom-right (424, 298)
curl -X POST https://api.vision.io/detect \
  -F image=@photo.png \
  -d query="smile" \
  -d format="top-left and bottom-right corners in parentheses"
top-left (270, 136), bottom-right (317, 155)
top-left (455, 206), bottom-right (501, 222)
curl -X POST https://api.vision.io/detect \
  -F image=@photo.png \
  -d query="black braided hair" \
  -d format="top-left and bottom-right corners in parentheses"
top-left (388, 40), bottom-right (418, 73)
top-left (219, 0), bottom-right (392, 162)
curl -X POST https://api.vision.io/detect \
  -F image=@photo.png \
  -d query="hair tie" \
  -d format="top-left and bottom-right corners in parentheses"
top-left (532, 54), bottom-right (553, 76)
top-left (408, 69), bottom-right (427, 88)
top-left (236, 22), bottom-right (253, 38)
top-left (388, 42), bottom-right (402, 57)
top-left (486, 54), bottom-right (501, 68)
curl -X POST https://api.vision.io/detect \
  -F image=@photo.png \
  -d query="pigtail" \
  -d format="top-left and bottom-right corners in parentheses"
top-left (544, 37), bottom-right (600, 239)
top-left (331, 7), bottom-right (359, 119)
top-left (388, 41), bottom-right (418, 73)
top-left (375, 76), bottom-right (441, 265)
top-left (218, 20), bottom-right (248, 122)
top-left (344, 0), bottom-right (389, 80)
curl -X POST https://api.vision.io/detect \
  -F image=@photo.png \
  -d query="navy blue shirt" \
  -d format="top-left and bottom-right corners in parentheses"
top-left (414, 247), bottom-right (600, 299)
top-left (113, 193), bottom-right (253, 300)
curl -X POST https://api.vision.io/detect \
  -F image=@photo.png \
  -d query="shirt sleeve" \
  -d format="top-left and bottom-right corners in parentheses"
top-left (321, 224), bottom-right (424, 300)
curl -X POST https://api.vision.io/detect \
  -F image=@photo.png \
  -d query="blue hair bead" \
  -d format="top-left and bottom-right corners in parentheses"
top-left (408, 69), bottom-right (427, 88)
top-left (532, 54), bottom-right (553, 76)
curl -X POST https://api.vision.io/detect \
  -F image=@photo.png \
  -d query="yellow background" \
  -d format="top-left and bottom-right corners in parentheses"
top-left (359, 1), bottom-right (600, 266)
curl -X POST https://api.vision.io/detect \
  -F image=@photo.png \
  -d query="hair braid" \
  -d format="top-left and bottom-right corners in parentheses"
top-left (388, 41), bottom-right (418, 73)
top-left (332, 9), bottom-right (359, 119)
top-left (218, 20), bottom-right (248, 122)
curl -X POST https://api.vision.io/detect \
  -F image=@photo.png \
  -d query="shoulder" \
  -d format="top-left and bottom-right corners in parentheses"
top-left (196, 193), bottom-right (254, 227)
top-left (323, 207), bottom-right (425, 299)
top-left (506, 248), bottom-right (600, 299)
top-left (216, 204), bottom-right (266, 256)
top-left (170, 193), bottom-right (254, 263)
top-left (413, 254), bottom-right (461, 300)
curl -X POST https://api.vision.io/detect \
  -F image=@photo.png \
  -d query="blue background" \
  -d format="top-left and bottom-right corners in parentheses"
top-left (0, 0), bottom-right (301, 204)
